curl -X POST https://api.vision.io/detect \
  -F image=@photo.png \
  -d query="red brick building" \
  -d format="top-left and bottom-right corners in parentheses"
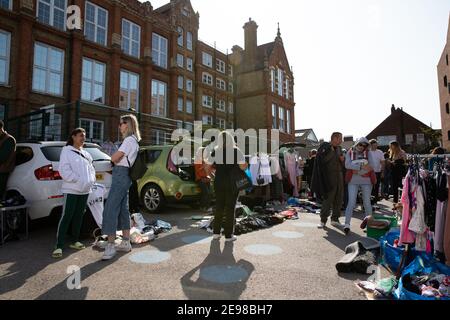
top-left (366, 105), bottom-right (433, 153)
top-left (0, 0), bottom-right (293, 146)
top-left (229, 20), bottom-right (296, 144)
top-left (438, 14), bottom-right (450, 150)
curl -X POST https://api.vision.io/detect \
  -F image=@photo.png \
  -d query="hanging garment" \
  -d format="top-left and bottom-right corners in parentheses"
top-left (445, 178), bottom-right (450, 266)
top-left (424, 176), bottom-right (437, 232)
top-left (87, 184), bottom-right (106, 228)
top-left (400, 173), bottom-right (416, 245)
top-left (249, 155), bottom-right (272, 186)
top-left (435, 200), bottom-right (447, 254)
top-left (269, 156), bottom-right (283, 180)
top-left (284, 151), bottom-right (299, 197)
top-left (409, 184), bottom-right (428, 251)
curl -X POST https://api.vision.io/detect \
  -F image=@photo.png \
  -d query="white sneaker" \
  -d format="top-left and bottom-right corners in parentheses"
top-left (317, 222), bottom-right (326, 229)
top-left (212, 234), bottom-right (221, 240)
top-left (116, 240), bottom-right (132, 252)
top-left (102, 243), bottom-right (117, 261)
top-left (331, 220), bottom-right (343, 228)
top-left (225, 235), bottom-right (237, 242)
top-left (344, 224), bottom-right (351, 235)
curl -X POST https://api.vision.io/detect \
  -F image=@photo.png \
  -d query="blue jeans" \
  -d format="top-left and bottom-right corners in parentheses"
top-left (345, 184), bottom-right (373, 227)
top-left (102, 166), bottom-right (132, 235)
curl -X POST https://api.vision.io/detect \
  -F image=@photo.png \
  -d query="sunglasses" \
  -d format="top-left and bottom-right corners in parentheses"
top-left (357, 144), bottom-right (368, 147)
top-left (119, 122), bottom-right (127, 126)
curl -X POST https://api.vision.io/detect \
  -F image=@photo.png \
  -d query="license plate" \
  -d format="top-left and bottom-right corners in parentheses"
top-left (96, 173), bottom-right (104, 181)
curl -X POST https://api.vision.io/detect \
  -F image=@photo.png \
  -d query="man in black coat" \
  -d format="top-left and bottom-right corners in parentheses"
top-left (311, 132), bottom-right (344, 228)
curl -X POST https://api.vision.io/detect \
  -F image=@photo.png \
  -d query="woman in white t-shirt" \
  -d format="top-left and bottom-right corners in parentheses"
top-left (102, 114), bottom-right (140, 261)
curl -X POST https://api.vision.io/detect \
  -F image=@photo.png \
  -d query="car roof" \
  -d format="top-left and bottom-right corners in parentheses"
top-left (17, 141), bottom-right (101, 148)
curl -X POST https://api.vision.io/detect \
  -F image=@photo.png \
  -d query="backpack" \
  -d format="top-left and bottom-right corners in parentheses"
top-left (127, 148), bottom-right (147, 181)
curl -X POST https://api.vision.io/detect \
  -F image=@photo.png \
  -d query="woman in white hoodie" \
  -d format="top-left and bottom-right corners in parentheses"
top-left (52, 128), bottom-right (96, 258)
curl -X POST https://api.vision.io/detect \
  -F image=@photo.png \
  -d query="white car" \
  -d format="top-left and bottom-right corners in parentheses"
top-left (6, 141), bottom-right (112, 221)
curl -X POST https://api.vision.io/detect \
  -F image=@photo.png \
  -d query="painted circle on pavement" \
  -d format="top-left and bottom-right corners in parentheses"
top-left (181, 235), bottom-right (212, 244)
top-left (129, 250), bottom-right (171, 264)
top-left (292, 222), bottom-right (318, 228)
top-left (272, 231), bottom-right (304, 239)
top-left (200, 265), bottom-right (249, 284)
top-left (244, 244), bottom-right (283, 256)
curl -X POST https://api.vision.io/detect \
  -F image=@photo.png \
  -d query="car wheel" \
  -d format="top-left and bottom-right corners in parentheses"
top-left (141, 184), bottom-right (165, 213)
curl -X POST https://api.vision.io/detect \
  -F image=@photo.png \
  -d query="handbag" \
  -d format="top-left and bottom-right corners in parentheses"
top-left (256, 158), bottom-right (265, 185)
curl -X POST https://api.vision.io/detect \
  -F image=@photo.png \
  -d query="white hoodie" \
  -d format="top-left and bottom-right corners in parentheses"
top-left (59, 145), bottom-right (96, 195)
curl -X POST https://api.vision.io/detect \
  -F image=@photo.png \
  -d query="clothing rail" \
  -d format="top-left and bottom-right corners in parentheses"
top-left (407, 154), bottom-right (450, 159)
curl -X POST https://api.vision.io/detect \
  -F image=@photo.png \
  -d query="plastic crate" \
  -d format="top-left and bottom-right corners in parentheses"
top-left (367, 214), bottom-right (398, 240)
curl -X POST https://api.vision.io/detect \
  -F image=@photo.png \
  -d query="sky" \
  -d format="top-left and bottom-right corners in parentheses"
top-left (145, 0), bottom-right (450, 141)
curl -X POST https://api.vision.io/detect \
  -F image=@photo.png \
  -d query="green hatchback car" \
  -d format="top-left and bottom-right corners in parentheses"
top-left (137, 145), bottom-right (203, 213)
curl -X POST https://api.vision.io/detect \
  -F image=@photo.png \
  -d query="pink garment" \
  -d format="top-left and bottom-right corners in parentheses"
top-left (399, 173), bottom-right (416, 245)
top-left (284, 151), bottom-right (299, 197)
top-left (434, 200), bottom-right (447, 253)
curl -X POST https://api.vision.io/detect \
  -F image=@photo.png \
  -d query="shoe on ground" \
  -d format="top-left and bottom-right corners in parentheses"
top-left (69, 242), bottom-right (86, 250)
top-left (116, 240), bottom-right (132, 252)
top-left (212, 234), bottom-right (221, 240)
top-left (225, 235), bottom-right (237, 242)
top-left (317, 222), bottom-right (326, 229)
top-left (360, 216), bottom-right (370, 229)
top-left (344, 225), bottom-right (351, 235)
top-left (331, 220), bottom-right (343, 228)
top-left (102, 243), bottom-right (117, 260)
top-left (52, 248), bottom-right (63, 259)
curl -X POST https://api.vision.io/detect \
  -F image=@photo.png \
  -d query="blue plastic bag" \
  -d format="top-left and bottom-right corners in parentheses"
top-left (244, 168), bottom-right (253, 192)
top-left (380, 229), bottom-right (432, 273)
top-left (394, 255), bottom-right (450, 300)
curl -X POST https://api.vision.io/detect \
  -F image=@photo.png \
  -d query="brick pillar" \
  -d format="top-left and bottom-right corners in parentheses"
top-left (15, 5), bottom-right (34, 117)
top-left (142, 21), bottom-right (153, 115)
top-left (168, 31), bottom-right (178, 120)
top-left (69, 31), bottom-right (83, 102)
top-left (109, 4), bottom-right (122, 109)
top-left (69, 0), bottom-right (84, 103)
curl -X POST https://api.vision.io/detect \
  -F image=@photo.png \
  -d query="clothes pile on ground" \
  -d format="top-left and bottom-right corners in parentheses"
top-left (93, 213), bottom-right (172, 248)
top-left (356, 277), bottom-right (398, 300)
top-left (401, 272), bottom-right (450, 298)
top-left (197, 201), bottom-right (300, 236)
top-left (286, 198), bottom-right (321, 214)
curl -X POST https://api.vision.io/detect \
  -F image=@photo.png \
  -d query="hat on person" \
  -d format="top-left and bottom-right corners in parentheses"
top-left (369, 139), bottom-right (378, 144)
top-left (354, 137), bottom-right (370, 148)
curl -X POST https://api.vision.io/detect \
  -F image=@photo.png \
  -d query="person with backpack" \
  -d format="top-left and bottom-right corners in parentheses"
top-left (0, 120), bottom-right (16, 202)
top-left (52, 128), bottom-right (96, 258)
top-left (102, 114), bottom-right (141, 261)
top-left (208, 131), bottom-right (247, 242)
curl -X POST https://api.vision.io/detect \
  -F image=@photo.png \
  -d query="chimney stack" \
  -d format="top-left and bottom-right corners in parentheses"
top-left (391, 104), bottom-right (396, 114)
top-left (243, 18), bottom-right (258, 61)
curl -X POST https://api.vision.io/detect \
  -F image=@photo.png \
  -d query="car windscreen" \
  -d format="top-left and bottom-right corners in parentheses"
top-left (41, 145), bottom-right (110, 162)
top-left (84, 147), bottom-right (111, 161)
